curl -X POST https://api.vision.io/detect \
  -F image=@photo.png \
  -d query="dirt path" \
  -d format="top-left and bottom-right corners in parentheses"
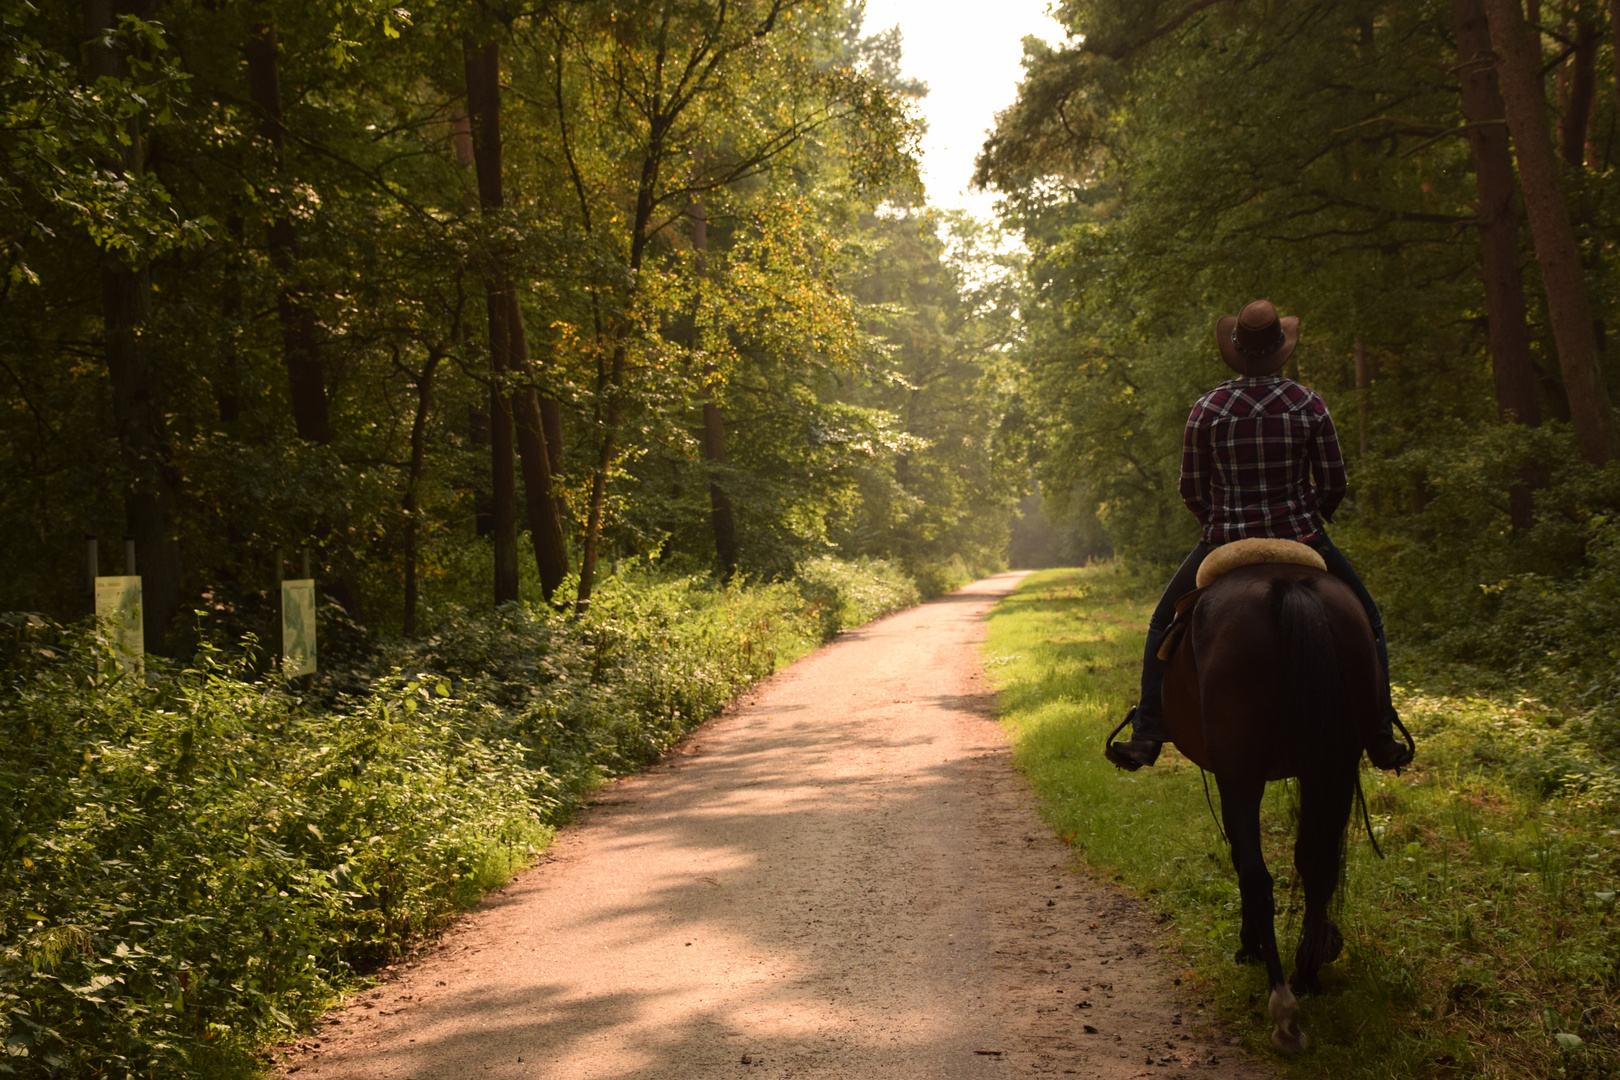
top-left (294, 574), bottom-right (1275, 1079)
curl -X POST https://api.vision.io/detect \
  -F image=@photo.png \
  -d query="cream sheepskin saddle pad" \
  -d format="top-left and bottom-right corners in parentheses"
top-left (1194, 537), bottom-right (1327, 589)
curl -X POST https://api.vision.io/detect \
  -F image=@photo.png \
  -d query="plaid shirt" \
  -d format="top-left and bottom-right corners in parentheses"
top-left (1178, 375), bottom-right (1347, 544)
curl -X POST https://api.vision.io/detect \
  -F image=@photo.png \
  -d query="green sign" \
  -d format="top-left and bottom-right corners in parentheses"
top-left (281, 579), bottom-right (317, 677)
top-left (95, 575), bottom-right (144, 673)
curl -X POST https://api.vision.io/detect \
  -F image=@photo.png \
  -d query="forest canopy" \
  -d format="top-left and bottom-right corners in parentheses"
top-left (980, 0), bottom-right (1620, 718)
top-left (0, 0), bottom-right (1022, 651)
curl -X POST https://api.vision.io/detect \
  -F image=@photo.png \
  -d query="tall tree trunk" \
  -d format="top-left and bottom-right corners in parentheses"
top-left (462, 36), bottom-right (568, 603)
top-left (689, 191), bottom-right (737, 577)
top-left (1483, 0), bottom-right (1618, 464)
top-left (1559, 17), bottom-right (1600, 165)
top-left (702, 399), bottom-right (737, 577)
top-left (577, 344), bottom-right (626, 613)
top-left (540, 396), bottom-right (565, 485)
top-left (244, 18), bottom-right (330, 444)
top-left (216, 216), bottom-right (244, 424)
top-left (486, 281), bottom-right (521, 604)
top-left (1454, 0), bottom-right (1545, 532)
top-left (1354, 335), bottom-right (1372, 460)
top-left (1353, 337), bottom-right (1382, 518)
top-left (508, 293), bottom-right (570, 598)
top-left (1454, 0), bottom-right (1545, 430)
top-left (85, 0), bottom-right (183, 654)
top-left (402, 352), bottom-right (441, 637)
top-left (463, 39), bottom-right (520, 603)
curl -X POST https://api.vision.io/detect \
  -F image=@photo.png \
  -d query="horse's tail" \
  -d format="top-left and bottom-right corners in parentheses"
top-left (1272, 576), bottom-right (1357, 766)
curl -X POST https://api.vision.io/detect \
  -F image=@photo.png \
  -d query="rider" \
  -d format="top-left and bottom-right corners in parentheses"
top-left (1105, 299), bottom-right (1414, 773)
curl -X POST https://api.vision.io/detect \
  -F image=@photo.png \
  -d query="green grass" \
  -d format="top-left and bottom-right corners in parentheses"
top-left (984, 564), bottom-right (1620, 1080)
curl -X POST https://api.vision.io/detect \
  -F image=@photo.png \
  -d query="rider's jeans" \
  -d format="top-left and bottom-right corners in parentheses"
top-left (1132, 532), bottom-right (1393, 741)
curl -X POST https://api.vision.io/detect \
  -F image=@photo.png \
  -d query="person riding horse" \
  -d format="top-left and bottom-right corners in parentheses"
top-left (1106, 299), bottom-right (1414, 773)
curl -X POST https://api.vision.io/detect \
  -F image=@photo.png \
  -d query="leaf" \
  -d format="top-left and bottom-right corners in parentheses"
top-left (1555, 1033), bottom-right (1584, 1051)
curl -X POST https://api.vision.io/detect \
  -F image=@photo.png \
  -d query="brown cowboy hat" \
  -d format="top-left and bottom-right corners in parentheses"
top-left (1216, 299), bottom-right (1299, 376)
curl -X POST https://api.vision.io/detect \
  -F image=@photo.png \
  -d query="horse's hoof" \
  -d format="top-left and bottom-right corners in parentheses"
top-left (1268, 985), bottom-right (1308, 1055)
top-left (1234, 945), bottom-right (1259, 965)
top-left (1271, 1025), bottom-right (1309, 1055)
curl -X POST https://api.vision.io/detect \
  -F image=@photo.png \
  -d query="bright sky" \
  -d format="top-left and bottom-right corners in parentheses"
top-left (860, 0), bottom-right (1068, 220)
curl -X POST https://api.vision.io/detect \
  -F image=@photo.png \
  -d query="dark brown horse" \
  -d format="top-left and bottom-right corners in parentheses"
top-left (1162, 562), bottom-right (1380, 1054)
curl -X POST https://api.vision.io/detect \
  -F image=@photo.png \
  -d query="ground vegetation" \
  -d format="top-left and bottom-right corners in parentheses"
top-left (0, 557), bottom-right (919, 1078)
top-left (987, 566), bottom-right (1620, 1080)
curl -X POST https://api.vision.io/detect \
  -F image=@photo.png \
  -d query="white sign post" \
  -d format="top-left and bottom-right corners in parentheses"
top-left (94, 575), bottom-right (144, 674)
top-left (281, 578), bottom-right (317, 677)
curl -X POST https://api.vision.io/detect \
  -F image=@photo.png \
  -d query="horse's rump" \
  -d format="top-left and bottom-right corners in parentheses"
top-left (1163, 563), bottom-right (1380, 780)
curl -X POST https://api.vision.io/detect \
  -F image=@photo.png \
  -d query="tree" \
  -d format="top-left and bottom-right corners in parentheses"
top-left (1483, 0), bottom-right (1617, 464)
top-left (462, 33), bottom-right (569, 603)
top-left (245, 13), bottom-right (331, 444)
top-left (83, 0), bottom-right (186, 652)
top-left (1452, 0), bottom-right (1543, 530)
top-left (542, 0), bottom-right (918, 609)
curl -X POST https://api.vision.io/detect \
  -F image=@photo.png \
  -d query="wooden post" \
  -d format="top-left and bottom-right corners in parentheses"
top-left (301, 547), bottom-right (311, 581)
top-left (125, 538), bottom-right (137, 576)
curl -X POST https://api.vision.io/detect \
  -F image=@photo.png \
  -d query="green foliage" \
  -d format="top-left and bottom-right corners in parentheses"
top-left (0, 0), bottom-right (1011, 640)
top-left (0, 558), bottom-right (919, 1079)
top-left (793, 555), bottom-right (920, 639)
top-left (986, 566), bottom-right (1620, 1080)
top-left (0, 625), bottom-right (543, 1078)
top-left (982, 0), bottom-right (1620, 731)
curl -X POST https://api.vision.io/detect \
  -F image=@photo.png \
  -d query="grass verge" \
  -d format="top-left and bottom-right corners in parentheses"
top-left (984, 564), bottom-right (1620, 1080)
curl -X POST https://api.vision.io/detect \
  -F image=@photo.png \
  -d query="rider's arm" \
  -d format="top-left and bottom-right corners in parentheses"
top-left (1177, 400), bottom-right (1212, 523)
top-left (1310, 400), bottom-right (1348, 523)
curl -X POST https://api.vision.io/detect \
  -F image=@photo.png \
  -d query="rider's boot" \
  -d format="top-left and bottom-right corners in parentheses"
top-left (1365, 625), bottom-right (1414, 770)
top-left (1105, 705), bottom-right (1168, 771)
top-left (1366, 710), bottom-right (1414, 770)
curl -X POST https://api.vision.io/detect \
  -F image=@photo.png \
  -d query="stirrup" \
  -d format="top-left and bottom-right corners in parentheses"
top-left (1106, 738), bottom-right (1162, 771)
top-left (1366, 713), bottom-right (1415, 771)
top-left (1104, 707), bottom-right (1162, 771)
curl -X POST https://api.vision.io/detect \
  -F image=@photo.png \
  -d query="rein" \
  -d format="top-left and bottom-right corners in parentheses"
top-left (1355, 771), bottom-right (1384, 860)
top-left (1201, 767), bottom-right (1227, 845)
top-left (1353, 712), bottom-right (1406, 859)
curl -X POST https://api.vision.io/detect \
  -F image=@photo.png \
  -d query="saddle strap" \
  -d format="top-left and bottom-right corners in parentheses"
top-left (1155, 585), bottom-right (1206, 661)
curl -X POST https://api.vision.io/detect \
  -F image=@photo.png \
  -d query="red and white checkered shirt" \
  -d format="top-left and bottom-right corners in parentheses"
top-left (1178, 375), bottom-right (1347, 544)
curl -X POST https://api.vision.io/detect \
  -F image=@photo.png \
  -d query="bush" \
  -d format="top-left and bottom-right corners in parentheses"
top-left (1336, 423), bottom-right (1620, 801)
top-left (793, 556), bottom-right (920, 640)
top-left (0, 558), bottom-right (921, 1078)
top-left (907, 554), bottom-right (984, 599)
top-left (0, 628), bottom-right (544, 1078)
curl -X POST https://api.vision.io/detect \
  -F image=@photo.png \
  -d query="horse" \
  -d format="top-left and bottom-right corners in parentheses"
top-left (1158, 560), bottom-right (1381, 1054)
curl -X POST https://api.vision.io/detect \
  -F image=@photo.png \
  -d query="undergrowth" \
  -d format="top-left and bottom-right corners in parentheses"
top-left (0, 558), bottom-right (921, 1079)
top-left (984, 564), bottom-right (1620, 1080)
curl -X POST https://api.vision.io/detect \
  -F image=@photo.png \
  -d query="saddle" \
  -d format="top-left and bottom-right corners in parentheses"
top-left (1156, 538), bottom-right (1326, 661)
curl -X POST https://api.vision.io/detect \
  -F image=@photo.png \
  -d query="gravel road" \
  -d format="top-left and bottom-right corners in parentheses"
top-left (291, 573), bottom-right (1274, 1079)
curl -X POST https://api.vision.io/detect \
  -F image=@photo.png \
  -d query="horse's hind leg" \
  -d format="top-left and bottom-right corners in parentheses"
top-left (1218, 775), bottom-right (1305, 1054)
top-left (1290, 761), bottom-right (1356, 996)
